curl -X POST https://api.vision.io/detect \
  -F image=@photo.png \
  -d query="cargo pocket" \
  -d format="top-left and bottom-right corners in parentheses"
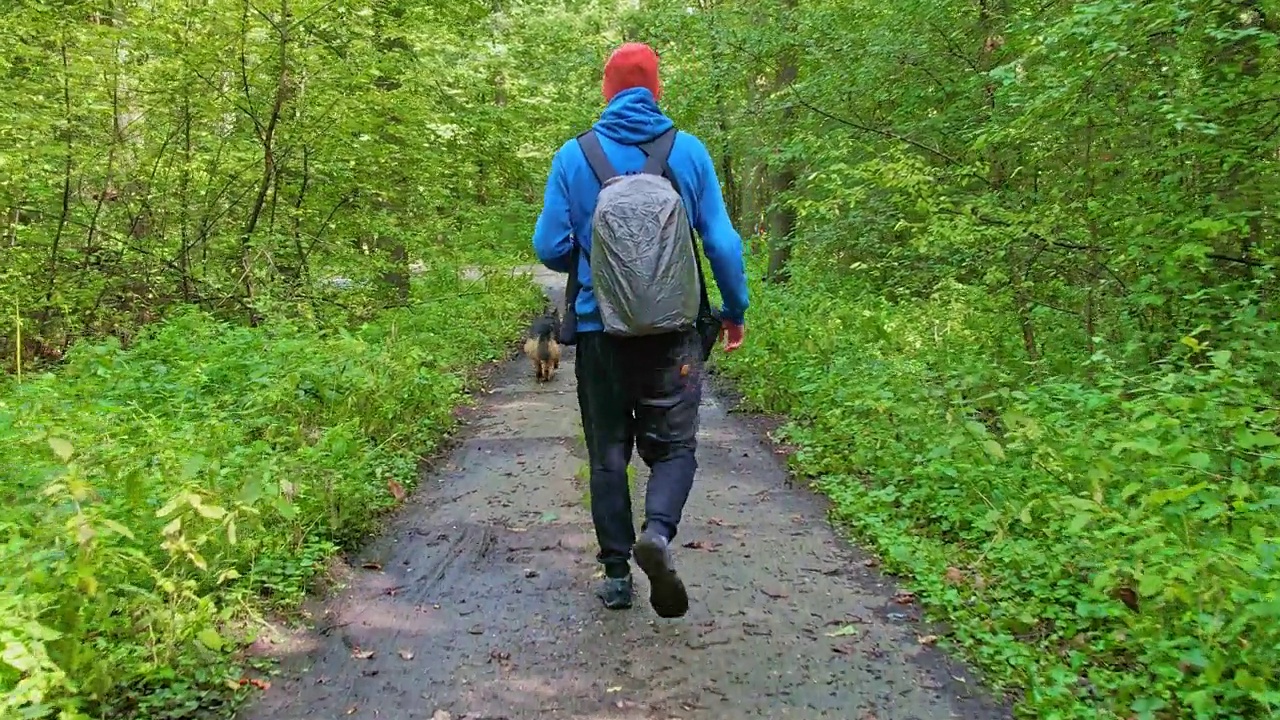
top-left (635, 335), bottom-right (703, 461)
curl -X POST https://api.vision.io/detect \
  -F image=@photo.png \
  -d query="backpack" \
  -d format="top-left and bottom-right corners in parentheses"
top-left (560, 128), bottom-right (712, 343)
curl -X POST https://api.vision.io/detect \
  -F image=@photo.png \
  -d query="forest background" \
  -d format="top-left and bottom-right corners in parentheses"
top-left (3, 1), bottom-right (1278, 719)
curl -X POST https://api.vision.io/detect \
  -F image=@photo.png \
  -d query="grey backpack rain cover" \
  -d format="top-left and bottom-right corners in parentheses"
top-left (576, 128), bottom-right (700, 337)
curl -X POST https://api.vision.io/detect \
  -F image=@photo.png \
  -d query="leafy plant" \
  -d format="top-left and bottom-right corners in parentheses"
top-left (0, 269), bottom-right (544, 718)
top-left (628, 0), bottom-right (1280, 714)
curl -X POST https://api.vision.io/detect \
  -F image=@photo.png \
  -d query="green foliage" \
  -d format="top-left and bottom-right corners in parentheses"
top-left (11, 0), bottom-right (1280, 715)
top-left (719, 257), bottom-right (1280, 719)
top-left (0, 269), bottom-right (544, 718)
top-left (0, 0), bottom-right (618, 368)
top-left (628, 0), bottom-right (1280, 716)
top-left (1, 0), bottom-right (619, 714)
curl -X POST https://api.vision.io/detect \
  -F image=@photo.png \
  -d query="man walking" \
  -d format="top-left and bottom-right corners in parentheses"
top-left (532, 42), bottom-right (749, 618)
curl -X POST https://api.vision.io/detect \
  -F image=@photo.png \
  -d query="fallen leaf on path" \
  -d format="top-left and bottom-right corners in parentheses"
top-left (387, 478), bottom-right (407, 502)
top-left (918, 634), bottom-right (940, 646)
top-left (831, 642), bottom-right (857, 655)
top-left (467, 624), bottom-right (484, 635)
top-left (863, 557), bottom-right (880, 568)
top-left (606, 686), bottom-right (622, 693)
top-left (681, 539), bottom-right (721, 552)
top-left (708, 517), bottom-right (727, 526)
top-left (346, 706), bottom-right (358, 715)
top-left (360, 561), bottom-right (383, 571)
top-left (237, 677), bottom-right (271, 690)
top-left (825, 625), bottom-right (858, 638)
top-left (760, 587), bottom-right (790, 599)
top-left (398, 649), bottom-right (415, 660)
top-left (893, 590), bottom-right (916, 605)
top-left (430, 711), bottom-right (452, 720)
top-left (944, 566), bottom-right (965, 585)
top-left (350, 648), bottom-right (375, 660)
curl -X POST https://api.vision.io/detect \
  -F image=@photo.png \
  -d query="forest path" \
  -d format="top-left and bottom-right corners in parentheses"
top-left (237, 269), bottom-right (1010, 720)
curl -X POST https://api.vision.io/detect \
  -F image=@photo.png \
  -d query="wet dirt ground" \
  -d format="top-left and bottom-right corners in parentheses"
top-left (238, 272), bottom-right (1013, 720)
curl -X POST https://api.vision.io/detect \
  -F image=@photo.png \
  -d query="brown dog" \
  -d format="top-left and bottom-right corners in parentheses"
top-left (523, 314), bottom-right (561, 382)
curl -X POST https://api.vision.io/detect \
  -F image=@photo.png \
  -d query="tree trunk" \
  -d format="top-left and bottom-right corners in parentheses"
top-left (978, 0), bottom-right (1036, 360)
top-left (765, 0), bottom-right (799, 283)
top-left (715, 98), bottom-right (739, 229)
top-left (238, 0), bottom-right (293, 324)
top-left (369, 0), bottom-right (412, 306)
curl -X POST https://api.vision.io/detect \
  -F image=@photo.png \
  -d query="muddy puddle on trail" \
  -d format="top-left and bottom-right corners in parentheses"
top-left (239, 281), bottom-right (1011, 720)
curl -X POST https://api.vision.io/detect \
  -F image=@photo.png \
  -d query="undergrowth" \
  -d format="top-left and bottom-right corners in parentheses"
top-left (0, 268), bottom-right (544, 719)
top-left (716, 255), bottom-right (1280, 720)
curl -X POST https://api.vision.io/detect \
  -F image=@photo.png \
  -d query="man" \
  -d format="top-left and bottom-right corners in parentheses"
top-left (532, 42), bottom-right (749, 618)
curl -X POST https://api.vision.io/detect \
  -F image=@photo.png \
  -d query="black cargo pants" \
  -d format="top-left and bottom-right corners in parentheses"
top-left (575, 329), bottom-right (703, 579)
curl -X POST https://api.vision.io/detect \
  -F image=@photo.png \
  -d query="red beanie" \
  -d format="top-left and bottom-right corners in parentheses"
top-left (603, 43), bottom-right (661, 102)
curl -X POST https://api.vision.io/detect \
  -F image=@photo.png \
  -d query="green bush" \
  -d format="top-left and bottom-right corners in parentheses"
top-left (718, 255), bottom-right (1280, 720)
top-left (0, 269), bottom-right (544, 719)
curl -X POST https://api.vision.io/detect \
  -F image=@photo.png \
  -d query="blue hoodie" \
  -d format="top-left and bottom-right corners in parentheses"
top-left (532, 87), bottom-right (750, 331)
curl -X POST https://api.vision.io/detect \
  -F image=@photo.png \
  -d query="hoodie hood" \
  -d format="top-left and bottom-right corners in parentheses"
top-left (592, 87), bottom-right (674, 145)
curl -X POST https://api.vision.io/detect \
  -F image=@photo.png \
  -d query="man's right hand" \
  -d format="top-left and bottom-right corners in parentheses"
top-left (720, 320), bottom-right (745, 353)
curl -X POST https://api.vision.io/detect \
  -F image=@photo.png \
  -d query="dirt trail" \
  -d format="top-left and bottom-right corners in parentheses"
top-left (239, 271), bottom-right (1011, 720)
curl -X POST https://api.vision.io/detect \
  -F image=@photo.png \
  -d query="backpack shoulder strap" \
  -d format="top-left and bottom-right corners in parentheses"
top-left (638, 128), bottom-right (678, 179)
top-left (576, 130), bottom-right (617, 185)
top-left (637, 128), bottom-right (712, 314)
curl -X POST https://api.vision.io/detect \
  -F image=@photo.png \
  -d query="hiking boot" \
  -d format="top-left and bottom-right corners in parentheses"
top-left (633, 530), bottom-right (689, 618)
top-left (596, 575), bottom-right (633, 610)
